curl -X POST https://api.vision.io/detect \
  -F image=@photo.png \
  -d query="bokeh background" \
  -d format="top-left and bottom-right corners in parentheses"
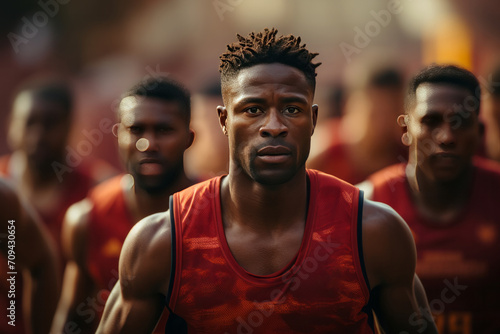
top-left (1, 0), bottom-right (499, 177)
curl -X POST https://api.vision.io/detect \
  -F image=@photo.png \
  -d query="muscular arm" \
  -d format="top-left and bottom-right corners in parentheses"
top-left (362, 199), bottom-right (437, 333)
top-left (97, 212), bottom-right (172, 333)
top-left (0, 179), bottom-right (60, 334)
top-left (52, 199), bottom-right (99, 333)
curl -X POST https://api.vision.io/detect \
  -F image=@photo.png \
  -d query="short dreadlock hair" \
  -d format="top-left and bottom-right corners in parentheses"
top-left (219, 28), bottom-right (321, 93)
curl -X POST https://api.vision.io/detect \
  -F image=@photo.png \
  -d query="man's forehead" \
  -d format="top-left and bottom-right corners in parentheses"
top-left (415, 83), bottom-right (471, 106)
top-left (223, 63), bottom-right (313, 102)
top-left (12, 91), bottom-right (66, 119)
top-left (119, 96), bottom-right (183, 120)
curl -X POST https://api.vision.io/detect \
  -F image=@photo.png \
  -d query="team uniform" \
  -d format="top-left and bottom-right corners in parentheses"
top-left (0, 155), bottom-right (93, 334)
top-left (368, 157), bottom-right (500, 334)
top-left (165, 169), bottom-right (375, 333)
top-left (85, 175), bottom-right (168, 332)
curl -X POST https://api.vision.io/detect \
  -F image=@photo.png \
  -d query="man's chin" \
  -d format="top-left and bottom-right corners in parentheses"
top-left (432, 169), bottom-right (464, 184)
top-left (249, 168), bottom-right (298, 186)
top-left (132, 169), bottom-right (181, 194)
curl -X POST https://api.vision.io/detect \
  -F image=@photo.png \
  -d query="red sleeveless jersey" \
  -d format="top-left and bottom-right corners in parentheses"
top-left (167, 169), bottom-right (374, 333)
top-left (86, 175), bottom-right (133, 292)
top-left (369, 158), bottom-right (500, 334)
top-left (86, 174), bottom-right (169, 332)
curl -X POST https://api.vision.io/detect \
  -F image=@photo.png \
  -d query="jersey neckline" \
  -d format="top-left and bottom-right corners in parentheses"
top-left (212, 170), bottom-right (318, 286)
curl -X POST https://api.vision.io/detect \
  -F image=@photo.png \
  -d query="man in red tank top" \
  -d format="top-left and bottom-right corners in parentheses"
top-left (98, 28), bottom-right (438, 334)
top-left (53, 78), bottom-right (195, 333)
top-left (0, 78), bottom-right (111, 334)
top-left (361, 64), bottom-right (500, 333)
top-left (0, 79), bottom-right (106, 264)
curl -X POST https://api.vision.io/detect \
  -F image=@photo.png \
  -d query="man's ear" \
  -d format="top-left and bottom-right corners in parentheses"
top-left (186, 129), bottom-right (195, 149)
top-left (397, 114), bottom-right (411, 146)
top-left (112, 123), bottom-right (120, 137)
top-left (217, 106), bottom-right (228, 136)
top-left (311, 104), bottom-right (319, 135)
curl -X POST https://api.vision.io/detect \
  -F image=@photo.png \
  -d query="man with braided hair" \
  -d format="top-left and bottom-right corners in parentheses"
top-left (98, 28), bottom-right (437, 333)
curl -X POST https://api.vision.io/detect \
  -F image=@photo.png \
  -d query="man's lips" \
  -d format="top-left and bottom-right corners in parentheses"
top-left (138, 158), bottom-right (163, 176)
top-left (256, 146), bottom-right (291, 164)
top-left (432, 152), bottom-right (459, 159)
top-left (431, 153), bottom-right (460, 168)
top-left (257, 146), bottom-right (292, 156)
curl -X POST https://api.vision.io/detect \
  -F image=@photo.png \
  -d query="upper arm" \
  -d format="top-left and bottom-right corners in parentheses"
top-left (97, 211), bottom-right (172, 333)
top-left (0, 179), bottom-right (57, 273)
top-left (362, 199), bottom-right (437, 333)
top-left (54, 199), bottom-right (98, 332)
top-left (62, 199), bottom-right (92, 267)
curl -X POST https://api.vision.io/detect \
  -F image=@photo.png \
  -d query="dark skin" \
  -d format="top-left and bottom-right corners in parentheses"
top-left (7, 93), bottom-right (73, 217)
top-left (98, 63), bottom-right (438, 333)
top-left (0, 178), bottom-right (60, 334)
top-left (54, 97), bottom-right (194, 333)
top-left (397, 83), bottom-right (480, 223)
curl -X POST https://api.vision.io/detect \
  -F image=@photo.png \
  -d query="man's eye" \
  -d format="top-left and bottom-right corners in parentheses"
top-left (421, 117), bottom-right (440, 127)
top-left (246, 107), bottom-right (262, 114)
top-left (284, 107), bottom-right (300, 114)
top-left (129, 126), bottom-right (142, 134)
top-left (157, 127), bottom-right (172, 134)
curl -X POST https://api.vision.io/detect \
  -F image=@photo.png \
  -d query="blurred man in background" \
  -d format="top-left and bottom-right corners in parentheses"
top-left (361, 64), bottom-right (500, 333)
top-left (54, 77), bottom-right (195, 333)
top-left (482, 64), bottom-right (500, 162)
top-left (185, 80), bottom-right (229, 180)
top-left (0, 177), bottom-right (59, 334)
top-left (0, 78), bottom-right (116, 266)
top-left (308, 62), bottom-right (407, 184)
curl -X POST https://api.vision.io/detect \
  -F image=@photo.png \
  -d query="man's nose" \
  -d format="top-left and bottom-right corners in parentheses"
top-left (138, 131), bottom-right (159, 152)
top-left (435, 123), bottom-right (456, 147)
top-left (259, 109), bottom-right (288, 138)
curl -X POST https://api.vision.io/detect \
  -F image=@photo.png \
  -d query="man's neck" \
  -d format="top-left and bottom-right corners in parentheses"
top-left (126, 172), bottom-right (193, 223)
top-left (221, 167), bottom-right (309, 232)
top-left (406, 162), bottom-right (474, 224)
top-left (14, 152), bottom-right (62, 189)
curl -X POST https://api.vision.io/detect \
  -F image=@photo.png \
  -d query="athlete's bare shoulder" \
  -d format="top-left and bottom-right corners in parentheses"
top-left (362, 198), bottom-right (416, 288)
top-left (360, 199), bottom-right (438, 333)
top-left (97, 211), bottom-right (172, 333)
top-left (119, 210), bottom-right (173, 297)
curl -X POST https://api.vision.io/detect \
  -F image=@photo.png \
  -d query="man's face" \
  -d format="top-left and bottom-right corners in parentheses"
top-left (117, 96), bottom-right (193, 193)
top-left (403, 83), bottom-right (480, 182)
top-left (219, 63), bottom-right (318, 185)
top-left (8, 91), bottom-right (71, 171)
